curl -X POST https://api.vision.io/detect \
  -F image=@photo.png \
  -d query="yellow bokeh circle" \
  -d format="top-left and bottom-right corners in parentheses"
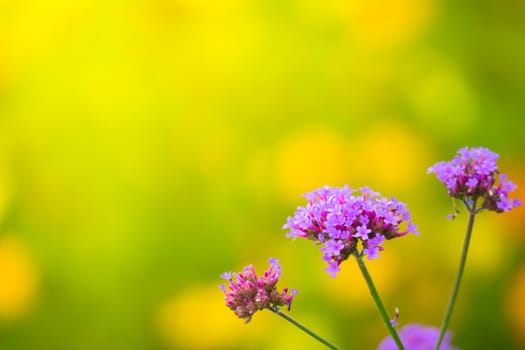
top-left (275, 127), bottom-right (347, 202)
top-left (155, 284), bottom-right (271, 349)
top-left (0, 235), bottom-right (39, 322)
top-left (348, 123), bottom-right (430, 191)
top-left (345, 0), bottom-right (435, 50)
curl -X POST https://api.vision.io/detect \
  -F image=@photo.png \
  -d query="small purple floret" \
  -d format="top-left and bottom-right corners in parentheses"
top-left (220, 272), bottom-right (231, 280)
top-left (325, 260), bottom-right (341, 278)
top-left (354, 225), bottom-right (372, 240)
top-left (364, 233), bottom-right (385, 261)
top-left (283, 185), bottom-right (418, 277)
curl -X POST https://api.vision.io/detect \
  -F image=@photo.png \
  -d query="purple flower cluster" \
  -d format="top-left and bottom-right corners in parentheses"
top-left (428, 146), bottom-right (521, 213)
top-left (377, 324), bottom-right (456, 350)
top-left (283, 186), bottom-right (418, 277)
top-left (220, 258), bottom-right (297, 323)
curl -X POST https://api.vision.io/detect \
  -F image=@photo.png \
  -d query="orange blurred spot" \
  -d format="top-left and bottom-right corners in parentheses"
top-left (506, 262), bottom-right (525, 345)
top-left (0, 236), bottom-right (39, 322)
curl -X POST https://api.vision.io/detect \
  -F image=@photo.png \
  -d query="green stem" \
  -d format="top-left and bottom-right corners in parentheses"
top-left (268, 307), bottom-right (343, 350)
top-left (354, 254), bottom-right (405, 350)
top-left (434, 205), bottom-right (477, 350)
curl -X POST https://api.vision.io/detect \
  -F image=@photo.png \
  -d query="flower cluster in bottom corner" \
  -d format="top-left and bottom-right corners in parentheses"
top-left (377, 324), bottom-right (457, 350)
top-left (220, 257), bottom-right (297, 323)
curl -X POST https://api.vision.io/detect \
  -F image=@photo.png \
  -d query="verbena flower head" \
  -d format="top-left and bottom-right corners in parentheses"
top-left (377, 323), bottom-right (457, 350)
top-left (220, 258), bottom-right (297, 323)
top-left (428, 146), bottom-right (521, 213)
top-left (283, 186), bottom-right (418, 277)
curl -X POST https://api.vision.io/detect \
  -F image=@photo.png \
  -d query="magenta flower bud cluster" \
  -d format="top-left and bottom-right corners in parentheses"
top-left (377, 323), bottom-right (457, 350)
top-left (428, 146), bottom-right (521, 213)
top-left (220, 258), bottom-right (297, 323)
top-left (283, 185), bottom-right (418, 277)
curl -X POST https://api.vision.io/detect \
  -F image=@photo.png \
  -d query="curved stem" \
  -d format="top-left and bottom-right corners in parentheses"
top-left (354, 254), bottom-right (405, 350)
top-left (268, 307), bottom-right (343, 350)
top-left (434, 205), bottom-right (477, 350)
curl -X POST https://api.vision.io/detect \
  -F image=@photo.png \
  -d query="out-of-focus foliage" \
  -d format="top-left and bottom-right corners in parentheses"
top-left (0, 0), bottom-right (524, 349)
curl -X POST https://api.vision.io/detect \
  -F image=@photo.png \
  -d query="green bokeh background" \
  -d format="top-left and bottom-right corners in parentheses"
top-left (1, 0), bottom-right (524, 349)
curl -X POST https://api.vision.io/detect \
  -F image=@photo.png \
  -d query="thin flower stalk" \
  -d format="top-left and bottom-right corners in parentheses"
top-left (354, 253), bottom-right (405, 350)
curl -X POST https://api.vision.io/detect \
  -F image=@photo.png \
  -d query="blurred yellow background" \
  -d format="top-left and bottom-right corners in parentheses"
top-left (1, 0), bottom-right (524, 349)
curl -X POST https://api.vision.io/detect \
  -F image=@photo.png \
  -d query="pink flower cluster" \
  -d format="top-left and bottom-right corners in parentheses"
top-left (220, 258), bottom-right (297, 323)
